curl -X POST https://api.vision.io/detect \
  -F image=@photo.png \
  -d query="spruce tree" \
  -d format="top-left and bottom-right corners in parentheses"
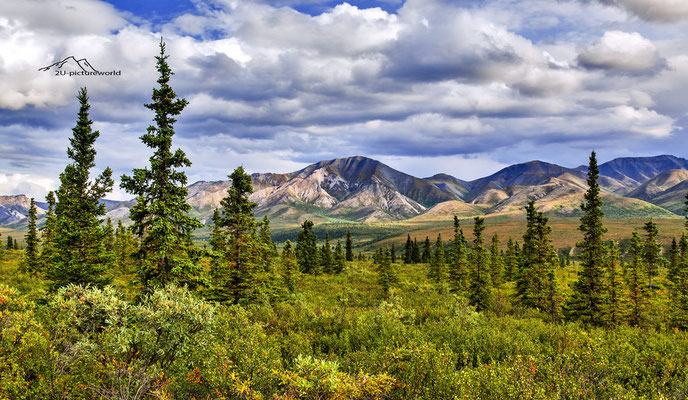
top-left (345, 231), bottom-right (354, 262)
top-left (490, 233), bottom-right (504, 287)
top-left (334, 241), bottom-right (346, 274)
top-left (296, 220), bottom-right (319, 274)
top-left (404, 234), bottom-right (413, 264)
top-left (282, 240), bottom-right (297, 293)
top-left (422, 237), bottom-right (431, 263)
top-left (39, 191), bottom-right (57, 270)
top-left (321, 232), bottom-right (333, 273)
top-left (449, 216), bottom-right (468, 292)
top-left (544, 265), bottom-right (563, 323)
top-left (469, 217), bottom-right (493, 311)
top-left (568, 151), bottom-right (607, 326)
top-left (669, 237), bottom-right (680, 283)
top-left (390, 243), bottom-right (396, 263)
top-left (517, 201), bottom-right (557, 309)
top-left (212, 166), bottom-right (259, 303)
top-left (20, 198), bottom-right (40, 276)
top-left (6, 235), bottom-right (12, 250)
top-left (428, 234), bottom-right (445, 285)
top-left (504, 237), bottom-right (518, 281)
top-left (120, 40), bottom-right (202, 290)
top-left (377, 249), bottom-right (396, 299)
top-left (48, 88), bottom-right (114, 289)
top-left (625, 231), bottom-right (647, 327)
top-left (258, 215), bottom-right (278, 272)
top-left (604, 241), bottom-right (626, 327)
top-left (103, 218), bottom-right (115, 253)
top-left (642, 218), bottom-right (661, 291)
top-left (114, 219), bottom-right (137, 273)
top-left (411, 238), bottom-right (421, 263)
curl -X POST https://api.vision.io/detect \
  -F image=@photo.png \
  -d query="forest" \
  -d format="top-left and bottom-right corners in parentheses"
top-left (1, 41), bottom-right (688, 400)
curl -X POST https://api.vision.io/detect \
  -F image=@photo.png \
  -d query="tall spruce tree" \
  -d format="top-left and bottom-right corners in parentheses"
top-left (212, 166), bottom-right (260, 303)
top-left (428, 234), bottom-right (445, 285)
top-left (604, 241), bottom-right (626, 327)
top-left (334, 241), bottom-right (346, 274)
top-left (517, 201), bottom-right (557, 309)
top-left (296, 220), bottom-right (319, 274)
top-left (6, 235), bottom-right (12, 250)
top-left (449, 216), bottom-right (468, 292)
top-left (345, 232), bottom-right (354, 262)
top-left (411, 238), bottom-right (421, 263)
top-left (48, 88), bottom-right (114, 289)
top-left (568, 151), bottom-right (607, 326)
top-left (120, 39), bottom-right (201, 290)
top-left (282, 240), bottom-right (297, 293)
top-left (504, 238), bottom-right (518, 281)
top-left (490, 233), bottom-right (504, 288)
top-left (258, 215), bottom-right (278, 272)
top-left (20, 198), bottom-right (40, 276)
top-left (377, 248), bottom-right (396, 299)
top-left (404, 234), bottom-right (413, 264)
top-left (114, 219), bottom-right (137, 273)
top-left (625, 231), bottom-right (647, 327)
top-left (321, 232), bottom-right (333, 273)
top-left (642, 218), bottom-right (661, 291)
top-left (103, 218), bottom-right (115, 253)
top-left (469, 217), bottom-right (493, 311)
top-left (39, 191), bottom-right (57, 270)
top-left (422, 237), bottom-right (432, 263)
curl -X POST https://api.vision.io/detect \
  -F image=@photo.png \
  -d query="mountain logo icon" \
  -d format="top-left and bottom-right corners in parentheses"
top-left (39, 56), bottom-right (100, 73)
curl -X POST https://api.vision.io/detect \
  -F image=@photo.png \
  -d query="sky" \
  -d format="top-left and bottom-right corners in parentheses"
top-left (1, 0), bottom-right (687, 200)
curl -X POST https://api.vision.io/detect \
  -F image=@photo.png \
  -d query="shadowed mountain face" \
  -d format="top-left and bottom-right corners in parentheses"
top-left (597, 155), bottom-right (688, 185)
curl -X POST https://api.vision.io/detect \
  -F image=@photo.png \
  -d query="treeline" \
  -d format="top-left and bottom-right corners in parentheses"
top-left (371, 152), bottom-right (688, 330)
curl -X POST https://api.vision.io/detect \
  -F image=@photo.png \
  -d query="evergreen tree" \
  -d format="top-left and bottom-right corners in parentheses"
top-left (404, 234), bottom-right (413, 264)
top-left (296, 220), bottom-right (319, 274)
top-left (428, 234), bottom-right (445, 285)
top-left (345, 232), bottom-right (354, 262)
top-left (411, 238), bottom-right (421, 263)
top-left (20, 198), bottom-right (40, 276)
top-left (48, 88), bottom-right (114, 289)
top-left (114, 220), bottom-right (137, 273)
top-left (504, 238), bottom-right (518, 281)
top-left (469, 217), bottom-right (493, 311)
top-left (281, 240), bottom-right (297, 293)
top-left (6, 235), bottom-right (12, 250)
top-left (103, 218), bottom-right (115, 253)
top-left (377, 249), bottom-right (396, 299)
top-left (39, 191), bottom-right (57, 270)
top-left (320, 232), bottom-right (333, 274)
top-left (390, 243), bottom-right (396, 264)
top-left (449, 216), bottom-right (468, 292)
top-left (258, 215), bottom-right (278, 272)
top-left (604, 241), bottom-right (626, 327)
top-left (334, 241), bottom-right (346, 274)
top-left (625, 232), bottom-right (647, 327)
top-left (422, 237), bottom-right (431, 263)
top-left (642, 218), bottom-right (661, 291)
top-left (212, 166), bottom-right (260, 303)
top-left (490, 233), bottom-right (504, 287)
top-left (120, 40), bottom-right (202, 290)
top-left (669, 237), bottom-right (680, 283)
top-left (544, 265), bottom-right (563, 323)
top-left (568, 151), bottom-right (607, 326)
top-left (517, 201), bottom-right (557, 309)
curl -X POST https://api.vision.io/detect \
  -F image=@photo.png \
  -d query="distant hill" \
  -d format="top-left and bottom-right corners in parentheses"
top-left (598, 155), bottom-right (688, 185)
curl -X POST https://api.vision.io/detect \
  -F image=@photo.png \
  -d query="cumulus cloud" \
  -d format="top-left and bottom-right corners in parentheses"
top-left (578, 31), bottom-right (664, 73)
top-left (597, 0), bottom-right (688, 22)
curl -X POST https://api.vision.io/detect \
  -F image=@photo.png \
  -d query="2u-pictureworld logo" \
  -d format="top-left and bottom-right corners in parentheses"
top-left (39, 56), bottom-right (122, 77)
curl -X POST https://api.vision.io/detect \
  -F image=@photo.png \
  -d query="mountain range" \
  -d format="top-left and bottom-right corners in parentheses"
top-left (3, 154), bottom-right (688, 227)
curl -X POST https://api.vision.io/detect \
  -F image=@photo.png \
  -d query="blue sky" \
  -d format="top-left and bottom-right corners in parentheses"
top-left (0, 0), bottom-right (687, 199)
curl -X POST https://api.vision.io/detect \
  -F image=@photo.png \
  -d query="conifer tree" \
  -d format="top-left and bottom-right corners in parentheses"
top-left (469, 217), bottom-right (493, 311)
top-left (334, 241), bottom-right (346, 274)
top-left (544, 265), bottom-right (563, 323)
top-left (377, 249), bottom-right (396, 299)
top-left (120, 40), bottom-right (201, 290)
top-left (504, 237), bottom-right (518, 281)
top-left (604, 241), bottom-right (626, 327)
top-left (6, 235), bottom-right (12, 250)
top-left (625, 232), bottom-right (647, 327)
top-left (422, 237), bottom-right (431, 263)
top-left (212, 166), bottom-right (259, 303)
top-left (296, 220), bottom-right (319, 274)
top-left (449, 216), bottom-right (468, 292)
top-left (20, 198), bottom-right (40, 276)
top-left (642, 218), bottom-right (661, 291)
top-left (390, 243), bottom-right (396, 263)
top-left (321, 232), bottom-right (333, 273)
top-left (48, 88), bottom-right (114, 289)
top-left (345, 232), bottom-right (354, 262)
top-left (428, 234), bottom-right (445, 285)
top-left (411, 238), bottom-right (421, 263)
top-left (282, 240), bottom-right (297, 293)
top-left (404, 234), bottom-right (413, 264)
top-left (490, 233), bottom-right (504, 287)
top-left (517, 201), bottom-right (557, 309)
top-left (258, 215), bottom-right (278, 272)
top-left (568, 151), bottom-right (607, 326)
top-left (39, 191), bottom-right (57, 270)
top-left (114, 220), bottom-right (137, 273)
top-left (669, 237), bottom-right (680, 283)
top-left (103, 218), bottom-right (115, 253)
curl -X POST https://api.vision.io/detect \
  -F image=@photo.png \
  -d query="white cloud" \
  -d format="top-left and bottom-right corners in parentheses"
top-left (612, 0), bottom-right (688, 22)
top-left (578, 31), bottom-right (663, 72)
